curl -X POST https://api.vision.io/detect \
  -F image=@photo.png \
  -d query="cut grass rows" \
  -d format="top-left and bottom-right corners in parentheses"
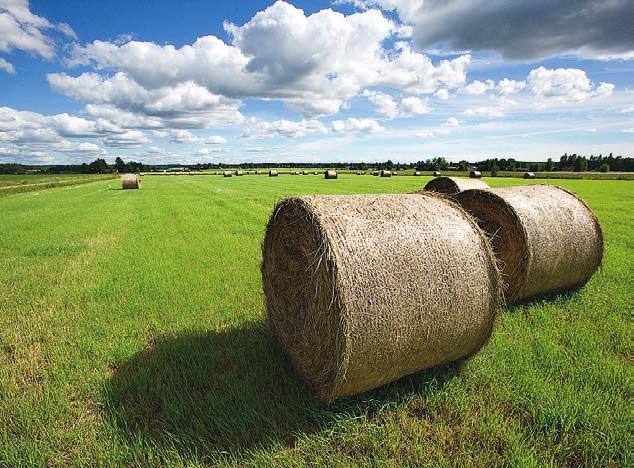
top-left (0, 175), bottom-right (631, 466)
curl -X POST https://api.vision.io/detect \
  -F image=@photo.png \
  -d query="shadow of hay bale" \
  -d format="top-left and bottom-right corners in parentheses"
top-left (104, 322), bottom-right (461, 458)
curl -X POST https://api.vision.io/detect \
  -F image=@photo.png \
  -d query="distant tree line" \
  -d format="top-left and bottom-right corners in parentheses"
top-left (1, 153), bottom-right (632, 175)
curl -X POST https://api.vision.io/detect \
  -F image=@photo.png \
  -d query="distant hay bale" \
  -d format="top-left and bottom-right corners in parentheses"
top-left (223, 171), bottom-right (232, 177)
top-left (121, 173), bottom-right (140, 189)
top-left (433, 171), bottom-right (441, 176)
top-left (414, 171), bottom-right (422, 176)
top-left (523, 172), bottom-right (536, 179)
top-left (454, 185), bottom-right (603, 303)
top-left (262, 194), bottom-right (502, 403)
top-left (424, 176), bottom-right (489, 195)
top-left (470, 170), bottom-right (482, 178)
top-left (235, 170), bottom-right (244, 176)
top-left (303, 170), bottom-right (309, 175)
top-left (380, 170), bottom-right (392, 178)
top-left (371, 170), bottom-right (379, 176)
top-left (269, 170), bottom-right (279, 177)
top-left (356, 171), bottom-right (364, 175)
top-left (324, 170), bottom-right (338, 179)
top-left (392, 171), bottom-right (398, 176)
top-left (313, 171), bottom-right (319, 175)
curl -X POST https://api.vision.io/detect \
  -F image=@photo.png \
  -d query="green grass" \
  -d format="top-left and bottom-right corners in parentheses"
top-left (0, 174), bottom-right (631, 466)
top-left (0, 174), bottom-right (117, 196)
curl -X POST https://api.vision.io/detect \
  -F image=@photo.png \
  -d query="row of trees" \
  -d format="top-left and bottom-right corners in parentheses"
top-left (1, 153), bottom-right (632, 175)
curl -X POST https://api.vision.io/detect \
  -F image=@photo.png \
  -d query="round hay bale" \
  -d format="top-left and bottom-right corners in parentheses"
top-left (523, 172), bottom-right (536, 179)
top-left (371, 170), bottom-right (379, 176)
top-left (424, 176), bottom-right (489, 195)
top-left (380, 170), bottom-right (392, 178)
top-left (414, 171), bottom-right (422, 176)
top-left (269, 170), bottom-right (279, 177)
top-left (356, 171), bottom-right (364, 175)
top-left (324, 170), bottom-right (338, 179)
top-left (262, 194), bottom-right (502, 403)
top-left (392, 171), bottom-right (399, 176)
top-left (469, 170), bottom-right (482, 178)
top-left (313, 171), bottom-right (319, 175)
top-left (223, 171), bottom-right (232, 177)
top-left (121, 173), bottom-right (141, 189)
top-left (454, 185), bottom-right (603, 303)
top-left (433, 171), bottom-right (441, 176)
top-left (303, 170), bottom-right (309, 175)
top-left (235, 170), bottom-right (244, 176)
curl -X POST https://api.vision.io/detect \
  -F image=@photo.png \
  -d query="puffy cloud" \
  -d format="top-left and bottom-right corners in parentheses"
top-left (242, 118), bottom-right (328, 139)
top-left (56, 2), bottom-right (470, 122)
top-left (463, 106), bottom-right (507, 118)
top-left (495, 78), bottom-right (526, 96)
top-left (332, 117), bottom-right (384, 133)
top-left (444, 117), bottom-right (460, 127)
top-left (363, 90), bottom-right (429, 118)
top-left (103, 130), bottom-right (147, 148)
top-left (0, 0), bottom-right (76, 69)
top-left (434, 89), bottom-right (449, 100)
top-left (527, 67), bottom-right (614, 102)
top-left (158, 129), bottom-right (227, 145)
top-left (350, 0), bottom-right (634, 60)
top-left (463, 80), bottom-right (495, 95)
top-left (0, 56), bottom-right (14, 73)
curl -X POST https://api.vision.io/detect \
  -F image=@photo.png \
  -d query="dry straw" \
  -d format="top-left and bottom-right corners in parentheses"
top-left (262, 193), bottom-right (502, 403)
top-left (325, 170), bottom-right (338, 179)
top-left (524, 172), bottom-right (536, 179)
top-left (121, 173), bottom-right (140, 189)
top-left (269, 170), bottom-right (279, 177)
top-left (380, 170), bottom-right (392, 177)
top-left (455, 185), bottom-right (603, 303)
top-left (424, 176), bottom-right (489, 195)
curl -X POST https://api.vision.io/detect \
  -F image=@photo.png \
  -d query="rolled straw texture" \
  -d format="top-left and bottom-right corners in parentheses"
top-left (454, 185), bottom-right (603, 303)
top-left (262, 193), bottom-right (502, 403)
top-left (424, 176), bottom-right (489, 195)
top-left (121, 173), bottom-right (140, 189)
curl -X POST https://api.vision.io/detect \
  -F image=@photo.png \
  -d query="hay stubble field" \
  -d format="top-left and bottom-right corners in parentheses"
top-left (0, 174), bottom-right (630, 466)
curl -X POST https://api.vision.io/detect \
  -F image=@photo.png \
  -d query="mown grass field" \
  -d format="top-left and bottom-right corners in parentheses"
top-left (0, 174), bottom-right (631, 466)
top-left (0, 174), bottom-right (117, 196)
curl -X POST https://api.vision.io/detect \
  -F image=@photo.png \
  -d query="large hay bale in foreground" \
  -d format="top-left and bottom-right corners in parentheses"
top-left (424, 176), bottom-right (489, 195)
top-left (262, 194), bottom-right (502, 403)
top-left (454, 185), bottom-right (603, 303)
top-left (324, 170), bottom-right (337, 179)
top-left (121, 173), bottom-right (140, 189)
top-left (269, 170), bottom-right (279, 177)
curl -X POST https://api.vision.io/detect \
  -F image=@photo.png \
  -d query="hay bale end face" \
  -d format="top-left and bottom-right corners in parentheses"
top-left (433, 171), bottom-right (441, 176)
top-left (262, 194), bottom-right (502, 403)
top-left (223, 171), bottom-right (232, 177)
top-left (371, 170), bottom-right (379, 176)
top-left (524, 172), bottom-right (536, 179)
top-left (121, 173), bottom-right (140, 189)
top-left (470, 170), bottom-right (482, 178)
top-left (324, 170), bottom-right (338, 179)
top-left (380, 170), bottom-right (392, 178)
top-left (454, 185), bottom-right (603, 303)
top-left (414, 171), bottom-right (422, 176)
top-left (269, 170), bottom-right (279, 177)
top-left (424, 176), bottom-right (489, 195)
top-left (235, 170), bottom-right (244, 176)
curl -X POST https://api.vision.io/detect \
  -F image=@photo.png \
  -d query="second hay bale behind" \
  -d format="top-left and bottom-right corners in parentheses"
top-left (454, 185), bottom-right (603, 303)
top-left (424, 176), bottom-right (489, 195)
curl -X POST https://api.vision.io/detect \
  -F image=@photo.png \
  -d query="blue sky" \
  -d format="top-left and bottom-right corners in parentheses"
top-left (1, 0), bottom-right (633, 164)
